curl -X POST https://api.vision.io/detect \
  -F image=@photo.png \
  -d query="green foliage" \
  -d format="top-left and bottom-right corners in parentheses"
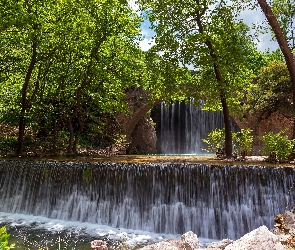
top-left (0, 0), bottom-right (147, 154)
top-left (139, 0), bottom-right (256, 114)
top-left (232, 129), bottom-right (253, 159)
top-left (202, 129), bottom-right (225, 154)
top-left (143, 51), bottom-right (193, 103)
top-left (246, 49), bottom-right (284, 76)
top-left (0, 136), bottom-right (18, 155)
top-left (202, 128), bottom-right (253, 159)
top-left (0, 226), bottom-right (14, 250)
top-left (247, 60), bottom-right (292, 118)
top-left (271, 0), bottom-right (295, 49)
top-left (259, 130), bottom-right (295, 163)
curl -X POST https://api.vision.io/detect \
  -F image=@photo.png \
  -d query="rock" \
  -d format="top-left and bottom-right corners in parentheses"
top-left (137, 227), bottom-right (286, 250)
top-left (90, 240), bottom-right (108, 250)
top-left (181, 231), bottom-right (201, 250)
top-left (273, 210), bottom-right (295, 243)
top-left (138, 231), bottom-right (202, 250)
top-left (283, 211), bottom-right (295, 231)
top-left (207, 239), bottom-right (233, 249)
top-left (233, 111), bottom-right (293, 155)
top-left (127, 116), bottom-right (157, 154)
top-left (115, 88), bottom-right (159, 155)
top-left (224, 226), bottom-right (285, 250)
top-left (138, 239), bottom-right (183, 250)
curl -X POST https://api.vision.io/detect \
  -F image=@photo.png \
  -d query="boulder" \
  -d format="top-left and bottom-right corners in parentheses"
top-left (206, 239), bottom-right (233, 249)
top-left (224, 226), bottom-right (285, 250)
top-left (283, 211), bottom-right (295, 231)
top-left (138, 231), bottom-right (201, 250)
top-left (138, 239), bottom-right (183, 250)
top-left (90, 240), bottom-right (108, 250)
top-left (181, 231), bottom-right (201, 250)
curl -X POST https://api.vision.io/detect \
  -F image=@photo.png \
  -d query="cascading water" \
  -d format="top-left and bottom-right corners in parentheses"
top-left (0, 160), bottom-right (294, 241)
top-left (158, 101), bottom-right (238, 154)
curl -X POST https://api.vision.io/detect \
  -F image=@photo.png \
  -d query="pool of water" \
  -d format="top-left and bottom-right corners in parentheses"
top-left (0, 212), bottom-right (216, 249)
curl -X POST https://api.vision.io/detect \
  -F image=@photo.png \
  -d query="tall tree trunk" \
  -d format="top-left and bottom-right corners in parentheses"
top-left (16, 41), bottom-right (37, 156)
top-left (208, 46), bottom-right (233, 158)
top-left (67, 88), bottom-right (81, 154)
top-left (211, 60), bottom-right (232, 158)
top-left (194, 0), bottom-right (233, 158)
top-left (258, 0), bottom-right (295, 139)
top-left (220, 95), bottom-right (233, 157)
top-left (73, 116), bottom-right (85, 153)
top-left (67, 119), bottom-right (74, 154)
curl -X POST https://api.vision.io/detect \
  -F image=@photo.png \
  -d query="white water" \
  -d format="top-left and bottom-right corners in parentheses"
top-left (0, 160), bottom-right (294, 247)
top-left (159, 101), bottom-right (238, 154)
top-left (0, 212), bottom-right (216, 248)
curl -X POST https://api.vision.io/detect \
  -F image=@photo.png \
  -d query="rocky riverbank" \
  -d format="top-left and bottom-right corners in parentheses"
top-left (137, 226), bottom-right (288, 250)
top-left (90, 211), bottom-right (295, 250)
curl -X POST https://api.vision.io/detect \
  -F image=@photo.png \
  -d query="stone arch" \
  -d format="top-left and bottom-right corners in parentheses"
top-left (115, 88), bottom-right (161, 154)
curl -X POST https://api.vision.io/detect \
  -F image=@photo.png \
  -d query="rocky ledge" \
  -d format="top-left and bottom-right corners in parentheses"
top-left (90, 211), bottom-right (295, 250)
top-left (137, 226), bottom-right (288, 250)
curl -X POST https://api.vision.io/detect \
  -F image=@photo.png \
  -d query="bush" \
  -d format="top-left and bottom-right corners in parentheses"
top-left (259, 130), bottom-right (295, 163)
top-left (0, 136), bottom-right (18, 155)
top-left (202, 128), bottom-right (225, 158)
top-left (0, 226), bottom-right (14, 250)
top-left (233, 128), bottom-right (253, 160)
top-left (202, 128), bottom-right (253, 160)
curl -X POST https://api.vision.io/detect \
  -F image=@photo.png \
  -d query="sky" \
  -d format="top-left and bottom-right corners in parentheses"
top-left (134, 3), bottom-right (279, 52)
top-left (239, 7), bottom-right (279, 52)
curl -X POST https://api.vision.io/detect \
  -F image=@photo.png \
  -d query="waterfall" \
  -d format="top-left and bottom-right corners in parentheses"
top-left (158, 101), bottom-right (238, 154)
top-left (0, 160), bottom-right (294, 240)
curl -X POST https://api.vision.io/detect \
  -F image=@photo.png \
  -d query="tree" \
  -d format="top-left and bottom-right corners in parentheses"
top-left (0, 0), bottom-right (72, 156)
top-left (50, 0), bottom-right (143, 154)
top-left (271, 0), bottom-right (295, 49)
top-left (248, 60), bottom-right (292, 119)
top-left (139, 0), bottom-right (255, 158)
top-left (0, 0), bottom-right (144, 155)
top-left (244, 0), bottom-right (295, 139)
top-left (143, 51), bottom-right (194, 102)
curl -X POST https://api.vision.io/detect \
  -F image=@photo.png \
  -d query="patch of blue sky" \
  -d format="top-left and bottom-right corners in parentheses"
top-left (238, 7), bottom-right (279, 51)
top-left (132, 1), bottom-right (279, 52)
top-left (139, 19), bottom-right (156, 51)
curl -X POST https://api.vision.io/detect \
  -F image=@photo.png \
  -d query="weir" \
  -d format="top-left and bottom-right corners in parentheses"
top-left (0, 160), bottom-right (294, 240)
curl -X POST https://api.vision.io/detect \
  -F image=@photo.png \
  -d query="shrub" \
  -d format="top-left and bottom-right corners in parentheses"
top-left (0, 226), bottom-right (14, 250)
top-left (202, 128), bottom-right (253, 160)
top-left (259, 130), bottom-right (295, 163)
top-left (0, 136), bottom-right (18, 155)
top-left (202, 128), bottom-right (225, 158)
top-left (232, 128), bottom-right (253, 160)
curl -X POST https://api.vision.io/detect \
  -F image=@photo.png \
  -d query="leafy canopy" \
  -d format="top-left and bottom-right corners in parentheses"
top-left (139, 0), bottom-right (257, 114)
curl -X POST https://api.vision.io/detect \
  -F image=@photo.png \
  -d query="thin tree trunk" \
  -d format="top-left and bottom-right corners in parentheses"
top-left (257, 0), bottom-right (295, 139)
top-left (212, 60), bottom-right (232, 158)
top-left (16, 41), bottom-right (37, 156)
top-left (73, 116), bottom-right (85, 153)
top-left (220, 95), bottom-right (233, 157)
top-left (67, 119), bottom-right (74, 154)
top-left (16, 117), bottom-right (26, 156)
top-left (193, 0), bottom-right (233, 158)
top-left (67, 88), bottom-right (81, 154)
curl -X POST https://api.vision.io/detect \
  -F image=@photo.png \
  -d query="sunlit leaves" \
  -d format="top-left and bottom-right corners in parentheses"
top-left (139, 0), bottom-right (256, 116)
top-left (0, 0), bottom-right (145, 153)
top-left (271, 0), bottom-right (295, 48)
top-left (247, 60), bottom-right (292, 117)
